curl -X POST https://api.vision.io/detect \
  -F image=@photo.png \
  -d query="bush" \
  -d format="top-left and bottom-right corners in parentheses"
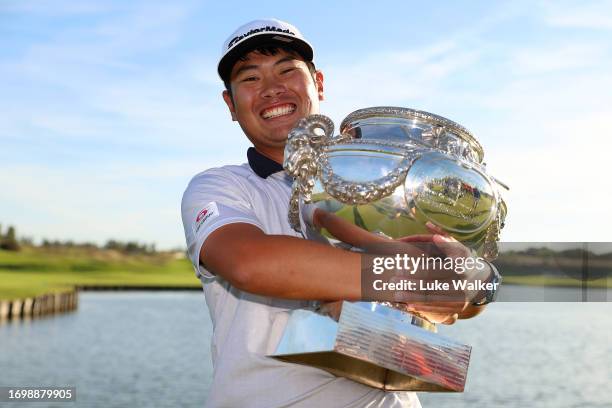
top-left (0, 226), bottom-right (21, 251)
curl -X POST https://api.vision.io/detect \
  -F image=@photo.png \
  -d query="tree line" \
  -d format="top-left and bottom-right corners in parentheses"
top-left (41, 239), bottom-right (156, 254)
top-left (0, 223), bottom-right (156, 255)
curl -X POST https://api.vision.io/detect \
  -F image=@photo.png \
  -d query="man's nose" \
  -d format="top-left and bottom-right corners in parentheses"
top-left (260, 75), bottom-right (286, 98)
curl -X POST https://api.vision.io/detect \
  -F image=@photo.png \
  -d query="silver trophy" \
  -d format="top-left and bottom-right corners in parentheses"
top-left (270, 107), bottom-right (508, 392)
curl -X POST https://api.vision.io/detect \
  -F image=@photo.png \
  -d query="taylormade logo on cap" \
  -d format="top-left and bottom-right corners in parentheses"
top-left (218, 18), bottom-right (314, 81)
top-left (227, 26), bottom-right (296, 49)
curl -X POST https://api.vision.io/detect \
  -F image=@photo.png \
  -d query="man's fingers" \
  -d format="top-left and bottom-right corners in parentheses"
top-left (425, 221), bottom-right (446, 235)
top-left (404, 301), bottom-right (467, 325)
top-left (406, 302), bottom-right (467, 313)
top-left (432, 235), bottom-right (472, 259)
top-left (390, 284), bottom-right (469, 303)
top-left (397, 234), bottom-right (436, 243)
top-left (441, 313), bottom-right (459, 325)
top-left (424, 222), bottom-right (471, 258)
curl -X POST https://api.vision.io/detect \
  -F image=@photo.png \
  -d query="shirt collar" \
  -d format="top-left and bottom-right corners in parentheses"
top-left (247, 147), bottom-right (284, 179)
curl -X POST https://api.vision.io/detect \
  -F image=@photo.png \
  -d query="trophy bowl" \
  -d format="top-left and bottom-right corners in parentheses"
top-left (285, 106), bottom-right (507, 258)
top-left (271, 107), bottom-right (508, 392)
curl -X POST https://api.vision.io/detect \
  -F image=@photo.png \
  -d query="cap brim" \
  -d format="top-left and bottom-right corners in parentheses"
top-left (218, 34), bottom-right (313, 82)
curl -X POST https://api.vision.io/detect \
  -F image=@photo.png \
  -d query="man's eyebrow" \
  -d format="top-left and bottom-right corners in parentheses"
top-left (274, 56), bottom-right (298, 65)
top-left (233, 64), bottom-right (258, 77)
top-left (233, 56), bottom-right (299, 78)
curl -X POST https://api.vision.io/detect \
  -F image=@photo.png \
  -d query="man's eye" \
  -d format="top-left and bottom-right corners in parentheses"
top-left (281, 68), bottom-right (296, 74)
top-left (241, 76), bottom-right (257, 82)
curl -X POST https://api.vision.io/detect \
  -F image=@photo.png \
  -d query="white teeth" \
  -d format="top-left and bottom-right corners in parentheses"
top-left (262, 104), bottom-right (295, 119)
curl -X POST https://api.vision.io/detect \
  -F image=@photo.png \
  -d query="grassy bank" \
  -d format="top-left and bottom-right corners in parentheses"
top-left (502, 275), bottom-right (610, 288)
top-left (496, 253), bottom-right (611, 288)
top-left (0, 247), bottom-right (199, 300)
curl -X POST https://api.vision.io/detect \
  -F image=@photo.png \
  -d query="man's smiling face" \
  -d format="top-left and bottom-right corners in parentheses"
top-left (223, 49), bottom-right (324, 162)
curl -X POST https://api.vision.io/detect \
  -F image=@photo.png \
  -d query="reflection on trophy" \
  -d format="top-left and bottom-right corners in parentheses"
top-left (270, 107), bottom-right (508, 392)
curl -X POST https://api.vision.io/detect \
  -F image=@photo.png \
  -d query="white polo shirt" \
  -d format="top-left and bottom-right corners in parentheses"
top-left (181, 147), bottom-right (421, 408)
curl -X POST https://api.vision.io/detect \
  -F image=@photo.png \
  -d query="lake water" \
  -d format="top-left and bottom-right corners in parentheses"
top-left (1, 290), bottom-right (610, 407)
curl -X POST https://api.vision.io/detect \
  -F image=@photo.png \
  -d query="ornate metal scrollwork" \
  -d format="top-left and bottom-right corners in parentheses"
top-left (284, 115), bottom-right (335, 231)
top-left (318, 141), bottom-right (416, 205)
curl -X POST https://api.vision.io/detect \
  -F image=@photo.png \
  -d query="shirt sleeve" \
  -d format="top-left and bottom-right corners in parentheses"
top-left (181, 168), bottom-right (264, 279)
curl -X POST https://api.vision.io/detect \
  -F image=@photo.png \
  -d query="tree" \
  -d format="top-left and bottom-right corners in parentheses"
top-left (0, 225), bottom-right (21, 251)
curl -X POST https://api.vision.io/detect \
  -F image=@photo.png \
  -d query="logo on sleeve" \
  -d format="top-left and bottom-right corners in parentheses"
top-left (195, 202), bottom-right (219, 232)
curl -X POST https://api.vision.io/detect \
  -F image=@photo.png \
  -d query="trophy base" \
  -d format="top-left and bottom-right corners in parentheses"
top-left (270, 301), bottom-right (471, 392)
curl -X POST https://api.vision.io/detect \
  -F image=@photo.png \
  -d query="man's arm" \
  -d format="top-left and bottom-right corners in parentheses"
top-left (200, 223), bottom-right (362, 301)
top-left (201, 222), bottom-right (487, 323)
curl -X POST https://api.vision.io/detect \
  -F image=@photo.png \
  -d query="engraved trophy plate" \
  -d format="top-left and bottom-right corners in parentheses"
top-left (270, 107), bottom-right (508, 392)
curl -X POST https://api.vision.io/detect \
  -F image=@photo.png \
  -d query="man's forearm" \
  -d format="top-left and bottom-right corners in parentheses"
top-left (201, 224), bottom-right (362, 301)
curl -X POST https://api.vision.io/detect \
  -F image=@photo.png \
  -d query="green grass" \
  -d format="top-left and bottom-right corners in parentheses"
top-left (0, 247), bottom-right (199, 300)
top-left (503, 275), bottom-right (610, 288)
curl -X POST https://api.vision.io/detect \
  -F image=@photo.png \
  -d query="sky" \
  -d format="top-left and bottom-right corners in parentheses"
top-left (1, 0), bottom-right (611, 249)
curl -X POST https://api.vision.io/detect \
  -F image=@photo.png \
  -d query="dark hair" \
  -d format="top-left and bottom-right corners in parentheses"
top-left (223, 45), bottom-right (317, 99)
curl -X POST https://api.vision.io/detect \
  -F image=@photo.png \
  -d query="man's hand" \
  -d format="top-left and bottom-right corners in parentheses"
top-left (403, 302), bottom-right (468, 325)
top-left (398, 222), bottom-right (492, 322)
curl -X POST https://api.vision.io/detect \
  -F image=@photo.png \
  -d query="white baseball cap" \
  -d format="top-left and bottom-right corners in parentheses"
top-left (218, 18), bottom-right (314, 81)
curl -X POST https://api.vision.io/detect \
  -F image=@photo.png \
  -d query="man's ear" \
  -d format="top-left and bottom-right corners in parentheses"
top-left (222, 90), bottom-right (237, 121)
top-left (315, 71), bottom-right (324, 101)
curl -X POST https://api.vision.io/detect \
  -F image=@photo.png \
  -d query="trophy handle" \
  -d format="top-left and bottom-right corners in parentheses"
top-left (284, 115), bottom-right (335, 231)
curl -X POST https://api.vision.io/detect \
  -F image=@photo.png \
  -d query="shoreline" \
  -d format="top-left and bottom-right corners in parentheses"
top-left (75, 284), bottom-right (201, 291)
top-left (0, 285), bottom-right (203, 322)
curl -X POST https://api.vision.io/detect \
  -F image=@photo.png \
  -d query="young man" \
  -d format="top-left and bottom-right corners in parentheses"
top-left (182, 18), bottom-right (491, 407)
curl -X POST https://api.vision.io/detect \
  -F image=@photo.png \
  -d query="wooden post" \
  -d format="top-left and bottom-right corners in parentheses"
top-left (22, 298), bottom-right (34, 317)
top-left (38, 294), bottom-right (50, 316)
top-left (53, 293), bottom-right (61, 313)
top-left (32, 297), bottom-right (41, 317)
top-left (10, 299), bottom-right (23, 319)
top-left (0, 300), bottom-right (9, 320)
top-left (41, 294), bottom-right (50, 315)
top-left (69, 291), bottom-right (77, 310)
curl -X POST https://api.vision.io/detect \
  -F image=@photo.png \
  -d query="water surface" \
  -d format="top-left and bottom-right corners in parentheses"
top-left (1, 290), bottom-right (610, 407)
